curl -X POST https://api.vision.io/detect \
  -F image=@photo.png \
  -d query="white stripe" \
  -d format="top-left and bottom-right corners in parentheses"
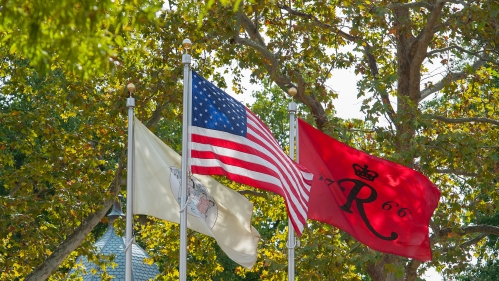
top-left (246, 112), bottom-right (283, 150)
top-left (191, 126), bottom-right (308, 218)
top-left (302, 170), bottom-right (314, 181)
top-left (246, 113), bottom-right (311, 192)
top-left (192, 125), bottom-right (310, 208)
top-left (191, 135), bottom-right (308, 217)
top-left (246, 121), bottom-right (311, 204)
top-left (191, 141), bottom-right (274, 172)
top-left (247, 125), bottom-right (310, 202)
top-left (190, 147), bottom-right (282, 186)
top-left (191, 157), bottom-right (304, 231)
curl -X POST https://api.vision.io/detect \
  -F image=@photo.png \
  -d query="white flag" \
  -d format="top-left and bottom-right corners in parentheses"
top-left (133, 117), bottom-right (260, 268)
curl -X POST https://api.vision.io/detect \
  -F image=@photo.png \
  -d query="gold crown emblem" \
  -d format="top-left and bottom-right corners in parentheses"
top-left (353, 164), bottom-right (378, 181)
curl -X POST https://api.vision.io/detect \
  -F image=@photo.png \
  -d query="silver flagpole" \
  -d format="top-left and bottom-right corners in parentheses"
top-left (287, 87), bottom-right (298, 280)
top-left (125, 83), bottom-right (136, 281)
top-left (180, 38), bottom-right (192, 281)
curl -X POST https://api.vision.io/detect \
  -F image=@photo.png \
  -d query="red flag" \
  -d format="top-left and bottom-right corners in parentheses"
top-left (298, 118), bottom-right (440, 261)
top-left (189, 72), bottom-right (313, 235)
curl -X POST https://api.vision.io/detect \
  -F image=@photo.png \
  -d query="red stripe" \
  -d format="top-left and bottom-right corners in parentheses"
top-left (244, 118), bottom-right (311, 231)
top-left (192, 164), bottom-right (303, 232)
top-left (191, 138), bottom-right (307, 225)
top-left (192, 133), bottom-right (295, 183)
top-left (191, 165), bottom-right (283, 197)
top-left (192, 132), bottom-right (307, 222)
top-left (246, 109), bottom-right (282, 148)
top-left (247, 130), bottom-right (308, 202)
top-left (191, 109), bottom-right (312, 234)
top-left (191, 134), bottom-right (271, 165)
top-left (244, 110), bottom-right (310, 225)
top-left (246, 111), bottom-right (311, 196)
top-left (245, 123), bottom-right (309, 208)
top-left (191, 150), bottom-right (278, 179)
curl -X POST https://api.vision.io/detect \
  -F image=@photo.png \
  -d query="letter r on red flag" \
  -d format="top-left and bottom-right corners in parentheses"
top-left (298, 118), bottom-right (440, 261)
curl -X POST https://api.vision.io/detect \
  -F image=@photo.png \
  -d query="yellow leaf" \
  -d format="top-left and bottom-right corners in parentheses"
top-left (9, 42), bottom-right (17, 54)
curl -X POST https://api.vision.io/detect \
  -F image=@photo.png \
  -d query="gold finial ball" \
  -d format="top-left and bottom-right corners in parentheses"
top-left (127, 83), bottom-right (136, 93)
top-left (288, 87), bottom-right (297, 97)
top-left (182, 38), bottom-right (192, 50)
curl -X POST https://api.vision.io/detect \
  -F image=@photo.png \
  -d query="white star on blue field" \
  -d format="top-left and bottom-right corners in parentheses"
top-left (192, 72), bottom-right (247, 137)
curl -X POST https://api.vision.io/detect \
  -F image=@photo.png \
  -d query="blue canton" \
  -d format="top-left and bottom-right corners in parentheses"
top-left (191, 71), bottom-right (247, 137)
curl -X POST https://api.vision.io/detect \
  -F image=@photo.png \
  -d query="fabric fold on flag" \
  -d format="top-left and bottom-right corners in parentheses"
top-left (189, 71), bottom-right (313, 235)
top-left (298, 118), bottom-right (440, 261)
top-left (133, 117), bottom-right (260, 268)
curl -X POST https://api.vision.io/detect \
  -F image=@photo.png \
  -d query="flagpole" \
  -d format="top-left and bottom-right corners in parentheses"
top-left (180, 38), bottom-right (192, 281)
top-left (287, 87), bottom-right (298, 280)
top-left (125, 83), bottom-right (136, 281)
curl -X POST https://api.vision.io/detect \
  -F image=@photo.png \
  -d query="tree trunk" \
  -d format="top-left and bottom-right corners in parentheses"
top-left (24, 149), bottom-right (126, 281)
top-left (24, 200), bottom-right (116, 281)
top-left (405, 260), bottom-right (423, 281)
top-left (366, 255), bottom-right (404, 281)
top-left (365, 2), bottom-right (444, 279)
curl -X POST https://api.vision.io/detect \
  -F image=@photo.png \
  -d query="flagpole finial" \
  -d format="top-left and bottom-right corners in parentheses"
top-left (182, 38), bottom-right (192, 53)
top-left (127, 83), bottom-right (136, 97)
top-left (288, 87), bottom-right (297, 97)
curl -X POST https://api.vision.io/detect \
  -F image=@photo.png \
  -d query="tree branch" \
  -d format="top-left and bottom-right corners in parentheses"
top-left (388, 1), bottom-right (468, 11)
top-left (8, 182), bottom-right (22, 197)
top-left (234, 4), bottom-right (243, 39)
top-left (236, 12), bottom-right (280, 77)
top-left (436, 224), bottom-right (499, 238)
top-left (277, 3), bottom-right (355, 41)
top-left (426, 45), bottom-right (498, 64)
top-left (444, 0), bottom-right (469, 7)
top-left (277, 2), bottom-right (385, 80)
top-left (419, 60), bottom-right (486, 101)
top-left (405, 259), bottom-right (423, 281)
top-left (293, 70), bottom-right (329, 130)
top-left (411, 1), bottom-right (445, 68)
top-left (232, 36), bottom-right (278, 71)
top-left (424, 114), bottom-right (499, 126)
top-left (24, 147), bottom-right (127, 281)
top-left (240, 13), bottom-right (266, 50)
top-left (387, 2), bottom-right (434, 10)
top-left (458, 233), bottom-right (488, 249)
top-left (277, 3), bottom-right (396, 123)
top-left (146, 103), bottom-right (165, 128)
top-left (426, 46), bottom-right (458, 56)
top-left (233, 10), bottom-right (330, 130)
top-left (434, 168), bottom-right (478, 177)
top-left (440, 233), bottom-right (488, 254)
top-left (238, 190), bottom-right (268, 198)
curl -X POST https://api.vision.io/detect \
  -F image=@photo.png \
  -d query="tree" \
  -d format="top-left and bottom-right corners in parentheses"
top-left (0, 57), bottom-right (126, 280)
top-left (456, 213), bottom-right (499, 281)
top-left (2, 0), bottom-right (499, 280)
top-left (192, 1), bottom-right (499, 280)
top-left (0, 0), bottom-right (161, 77)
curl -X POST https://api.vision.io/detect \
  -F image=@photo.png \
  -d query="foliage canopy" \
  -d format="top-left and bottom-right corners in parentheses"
top-left (1, 1), bottom-right (499, 281)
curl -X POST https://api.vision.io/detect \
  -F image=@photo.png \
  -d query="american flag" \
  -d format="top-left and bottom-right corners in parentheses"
top-left (189, 71), bottom-right (313, 234)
